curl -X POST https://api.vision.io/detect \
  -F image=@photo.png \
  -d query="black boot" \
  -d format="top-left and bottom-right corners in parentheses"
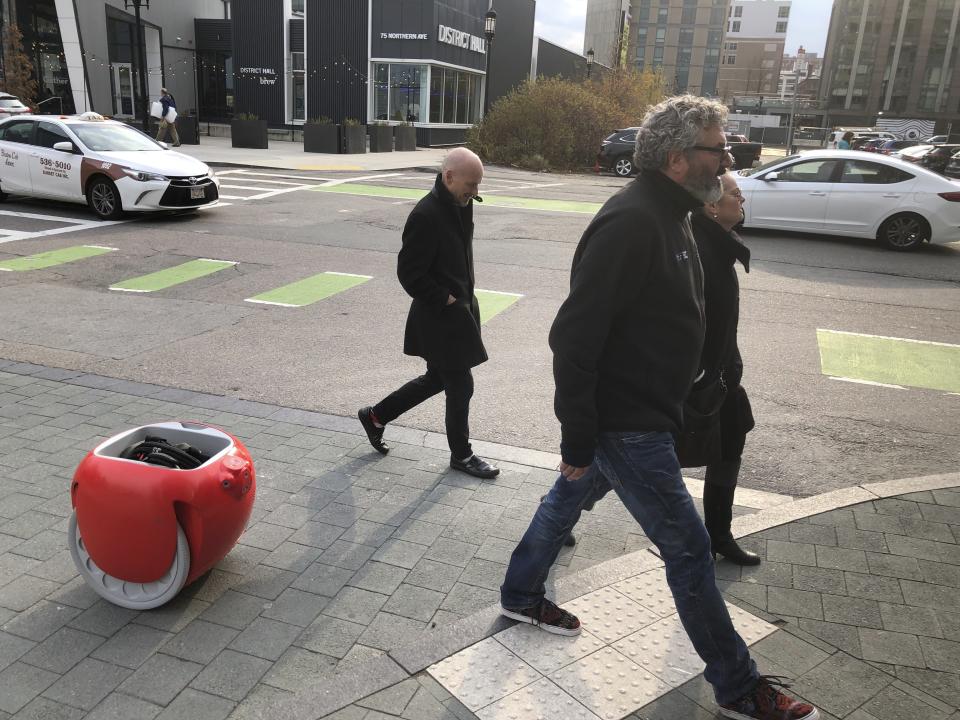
top-left (703, 462), bottom-right (761, 566)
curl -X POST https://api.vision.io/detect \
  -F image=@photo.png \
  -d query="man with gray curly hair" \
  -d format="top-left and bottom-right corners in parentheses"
top-left (500, 95), bottom-right (819, 720)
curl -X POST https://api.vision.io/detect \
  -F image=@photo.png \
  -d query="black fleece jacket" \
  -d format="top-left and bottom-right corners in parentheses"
top-left (550, 170), bottom-right (706, 467)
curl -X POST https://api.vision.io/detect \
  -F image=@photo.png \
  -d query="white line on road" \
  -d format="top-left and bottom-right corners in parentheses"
top-left (231, 170), bottom-right (335, 183)
top-left (219, 184), bottom-right (281, 192)
top-left (325, 271), bottom-right (373, 278)
top-left (0, 209), bottom-right (90, 224)
top-left (318, 173), bottom-right (403, 187)
top-left (244, 186), bottom-right (316, 201)
top-left (817, 328), bottom-right (960, 349)
top-left (476, 288), bottom-right (524, 297)
top-left (217, 194), bottom-right (247, 200)
top-left (0, 219), bottom-right (130, 245)
top-left (828, 376), bottom-right (906, 390)
top-left (244, 298), bottom-right (301, 308)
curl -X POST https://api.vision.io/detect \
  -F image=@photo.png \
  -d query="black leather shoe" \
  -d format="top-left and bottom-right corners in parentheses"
top-left (564, 532), bottom-right (577, 547)
top-left (358, 407), bottom-right (389, 455)
top-left (712, 538), bottom-right (761, 566)
top-left (450, 454), bottom-right (499, 479)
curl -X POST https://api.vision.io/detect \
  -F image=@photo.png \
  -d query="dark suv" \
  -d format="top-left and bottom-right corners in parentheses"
top-left (596, 127), bottom-right (639, 177)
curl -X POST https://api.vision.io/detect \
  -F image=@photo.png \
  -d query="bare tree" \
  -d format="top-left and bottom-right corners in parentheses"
top-left (1, 23), bottom-right (38, 107)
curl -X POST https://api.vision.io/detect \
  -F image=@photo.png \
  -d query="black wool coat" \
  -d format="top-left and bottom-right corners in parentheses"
top-left (690, 212), bottom-right (754, 460)
top-left (398, 174), bottom-right (487, 369)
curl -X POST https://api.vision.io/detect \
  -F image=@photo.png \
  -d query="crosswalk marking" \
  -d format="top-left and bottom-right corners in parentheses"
top-left (0, 244), bottom-right (116, 271)
top-left (245, 271), bottom-right (372, 308)
top-left (475, 289), bottom-right (523, 325)
top-left (311, 183), bottom-right (601, 214)
top-left (817, 328), bottom-right (960, 394)
top-left (110, 258), bottom-right (236, 293)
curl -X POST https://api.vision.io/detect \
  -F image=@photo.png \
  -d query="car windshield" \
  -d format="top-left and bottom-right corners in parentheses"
top-left (739, 155), bottom-right (800, 176)
top-left (901, 145), bottom-right (933, 157)
top-left (69, 123), bottom-right (161, 152)
top-left (0, 99), bottom-right (25, 108)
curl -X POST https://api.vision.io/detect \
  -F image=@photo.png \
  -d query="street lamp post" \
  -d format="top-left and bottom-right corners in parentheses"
top-left (483, 9), bottom-right (496, 117)
top-left (125, 0), bottom-right (150, 132)
top-left (586, 48), bottom-right (594, 80)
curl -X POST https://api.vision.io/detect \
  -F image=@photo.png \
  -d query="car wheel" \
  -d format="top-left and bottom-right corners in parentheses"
top-left (68, 511), bottom-right (191, 609)
top-left (877, 213), bottom-right (930, 251)
top-left (614, 156), bottom-right (634, 177)
top-left (86, 177), bottom-right (123, 220)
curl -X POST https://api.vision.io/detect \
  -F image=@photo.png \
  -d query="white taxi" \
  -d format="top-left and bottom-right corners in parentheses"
top-left (0, 112), bottom-right (219, 219)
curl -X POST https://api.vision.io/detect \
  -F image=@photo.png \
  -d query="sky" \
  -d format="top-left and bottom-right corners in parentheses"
top-left (534, 0), bottom-right (835, 57)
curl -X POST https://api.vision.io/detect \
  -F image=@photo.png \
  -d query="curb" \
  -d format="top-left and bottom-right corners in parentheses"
top-left (260, 470), bottom-right (960, 720)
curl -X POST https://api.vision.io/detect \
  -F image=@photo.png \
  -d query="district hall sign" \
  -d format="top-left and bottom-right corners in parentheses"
top-left (437, 24), bottom-right (486, 54)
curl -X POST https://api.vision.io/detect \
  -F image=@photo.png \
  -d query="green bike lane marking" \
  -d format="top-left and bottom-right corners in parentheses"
top-left (475, 289), bottom-right (523, 324)
top-left (311, 183), bottom-right (602, 214)
top-left (110, 259), bottom-right (237, 293)
top-left (0, 244), bottom-right (116, 272)
top-left (245, 271), bottom-right (372, 307)
top-left (817, 329), bottom-right (960, 393)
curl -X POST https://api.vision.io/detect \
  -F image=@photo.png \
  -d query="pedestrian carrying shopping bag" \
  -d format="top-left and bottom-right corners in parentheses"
top-left (165, 107), bottom-right (178, 123)
top-left (150, 101), bottom-right (163, 119)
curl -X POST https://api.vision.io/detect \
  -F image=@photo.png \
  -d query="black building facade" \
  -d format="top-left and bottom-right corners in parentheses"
top-left (197, 0), bottom-right (535, 145)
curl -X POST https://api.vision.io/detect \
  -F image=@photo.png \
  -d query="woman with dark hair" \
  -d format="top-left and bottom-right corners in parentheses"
top-left (685, 170), bottom-right (760, 565)
top-left (837, 131), bottom-right (854, 149)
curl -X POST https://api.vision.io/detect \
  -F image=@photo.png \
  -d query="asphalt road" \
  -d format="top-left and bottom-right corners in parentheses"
top-left (0, 165), bottom-right (957, 498)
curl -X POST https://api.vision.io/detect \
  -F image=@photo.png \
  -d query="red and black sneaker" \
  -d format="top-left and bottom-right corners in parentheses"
top-left (720, 676), bottom-right (819, 720)
top-left (501, 598), bottom-right (581, 636)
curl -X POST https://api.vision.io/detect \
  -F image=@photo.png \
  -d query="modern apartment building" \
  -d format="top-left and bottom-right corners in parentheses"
top-left (717, 0), bottom-right (790, 98)
top-left (820, 0), bottom-right (960, 127)
top-left (627, 0), bottom-right (727, 95)
top-left (583, 0), bottom-right (631, 68)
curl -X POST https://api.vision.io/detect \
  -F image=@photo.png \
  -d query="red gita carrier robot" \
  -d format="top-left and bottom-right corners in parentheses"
top-left (69, 422), bottom-right (255, 609)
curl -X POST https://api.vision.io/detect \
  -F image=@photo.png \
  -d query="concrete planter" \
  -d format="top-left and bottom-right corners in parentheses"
top-left (342, 125), bottom-right (367, 154)
top-left (394, 125), bottom-right (417, 151)
top-left (231, 119), bottom-right (268, 149)
top-left (369, 125), bottom-right (393, 153)
top-left (303, 124), bottom-right (339, 153)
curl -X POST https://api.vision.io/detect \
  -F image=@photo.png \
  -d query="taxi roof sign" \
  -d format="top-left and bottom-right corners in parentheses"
top-left (76, 112), bottom-right (107, 121)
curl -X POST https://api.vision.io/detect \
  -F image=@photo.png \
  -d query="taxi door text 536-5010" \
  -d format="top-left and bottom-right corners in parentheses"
top-left (29, 121), bottom-right (82, 201)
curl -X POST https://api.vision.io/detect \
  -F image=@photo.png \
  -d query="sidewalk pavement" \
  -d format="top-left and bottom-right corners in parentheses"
top-left (175, 135), bottom-right (450, 173)
top-left (0, 360), bottom-right (957, 720)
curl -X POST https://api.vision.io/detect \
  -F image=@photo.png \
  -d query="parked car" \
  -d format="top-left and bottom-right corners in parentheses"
top-left (596, 127), bottom-right (639, 177)
top-left (896, 144), bottom-right (935, 164)
top-left (0, 112), bottom-right (220, 219)
top-left (878, 139), bottom-right (919, 155)
top-left (0, 92), bottom-right (31, 118)
top-left (945, 150), bottom-right (960, 179)
top-left (859, 138), bottom-right (887, 153)
top-left (736, 150), bottom-right (960, 251)
top-left (918, 144), bottom-right (960, 174)
top-left (851, 132), bottom-right (896, 150)
top-left (922, 135), bottom-right (948, 144)
top-left (726, 134), bottom-right (763, 169)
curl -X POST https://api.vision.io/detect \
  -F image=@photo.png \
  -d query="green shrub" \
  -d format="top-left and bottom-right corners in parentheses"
top-left (467, 69), bottom-right (666, 172)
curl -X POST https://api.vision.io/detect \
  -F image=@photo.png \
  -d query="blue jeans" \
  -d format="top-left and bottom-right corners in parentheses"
top-left (500, 431), bottom-right (758, 704)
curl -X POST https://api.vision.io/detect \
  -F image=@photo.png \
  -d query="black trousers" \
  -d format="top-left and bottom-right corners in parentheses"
top-left (373, 363), bottom-right (474, 460)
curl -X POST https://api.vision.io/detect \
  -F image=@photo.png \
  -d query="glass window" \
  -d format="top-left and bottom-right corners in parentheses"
top-left (653, 46), bottom-right (664, 62)
top-left (69, 123), bottom-right (160, 151)
top-left (732, 21), bottom-right (741, 32)
top-left (656, 28), bottom-right (665, 42)
top-left (734, 6), bottom-right (742, 17)
top-left (443, 70), bottom-right (457, 123)
top-left (779, 6), bottom-right (790, 17)
top-left (710, 7), bottom-right (725, 24)
top-left (35, 121), bottom-right (69, 148)
top-left (430, 68), bottom-right (444, 123)
top-left (0, 120), bottom-right (34, 143)
top-left (681, 7), bottom-right (696, 23)
top-left (292, 76), bottom-right (305, 121)
top-left (374, 63), bottom-right (389, 120)
top-left (455, 72), bottom-right (469, 124)
top-left (840, 160), bottom-right (913, 184)
top-left (657, 7), bottom-right (668, 23)
top-left (291, 0), bottom-right (304, 12)
top-left (776, 21), bottom-right (787, 33)
top-left (390, 64), bottom-right (425, 122)
top-left (773, 159), bottom-right (840, 182)
top-left (679, 29), bottom-right (693, 47)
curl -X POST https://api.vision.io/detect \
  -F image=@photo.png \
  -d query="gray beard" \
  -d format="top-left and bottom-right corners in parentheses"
top-left (684, 177), bottom-right (723, 204)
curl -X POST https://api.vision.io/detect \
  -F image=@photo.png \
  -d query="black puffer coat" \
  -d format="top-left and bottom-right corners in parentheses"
top-left (398, 174), bottom-right (487, 369)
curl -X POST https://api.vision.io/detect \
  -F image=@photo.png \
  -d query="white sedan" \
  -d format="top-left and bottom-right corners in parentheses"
top-left (0, 112), bottom-right (220, 220)
top-left (737, 150), bottom-right (960, 251)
